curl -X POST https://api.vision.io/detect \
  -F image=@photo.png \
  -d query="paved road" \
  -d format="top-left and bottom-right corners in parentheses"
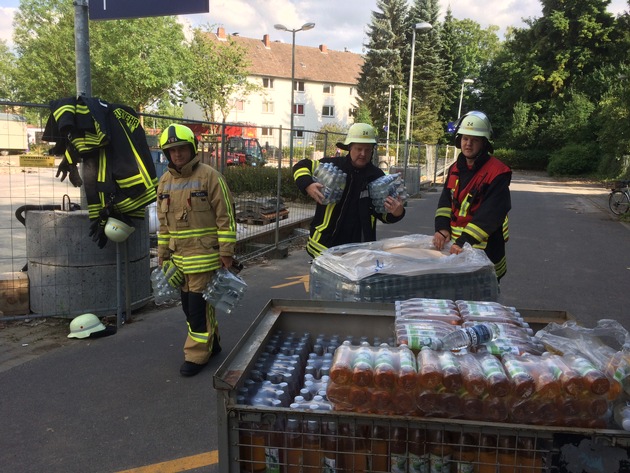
top-left (1, 171), bottom-right (628, 473)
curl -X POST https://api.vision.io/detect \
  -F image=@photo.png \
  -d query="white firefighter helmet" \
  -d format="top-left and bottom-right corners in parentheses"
top-left (455, 111), bottom-right (493, 140)
top-left (336, 123), bottom-right (378, 150)
top-left (68, 313), bottom-right (106, 339)
top-left (104, 217), bottom-right (135, 243)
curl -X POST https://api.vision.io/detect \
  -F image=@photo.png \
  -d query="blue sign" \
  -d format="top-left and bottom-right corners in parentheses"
top-left (89, 0), bottom-right (209, 20)
top-left (447, 121), bottom-right (456, 133)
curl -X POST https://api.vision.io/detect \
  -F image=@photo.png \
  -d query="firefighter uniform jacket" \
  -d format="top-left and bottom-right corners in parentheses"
top-left (435, 151), bottom-right (511, 279)
top-left (293, 155), bottom-right (405, 258)
top-left (156, 155), bottom-right (236, 274)
top-left (42, 96), bottom-right (158, 220)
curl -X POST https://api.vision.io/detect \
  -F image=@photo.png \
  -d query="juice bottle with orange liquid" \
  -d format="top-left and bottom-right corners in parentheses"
top-left (390, 426), bottom-right (408, 473)
top-left (352, 342), bottom-right (375, 387)
top-left (303, 420), bottom-right (323, 472)
top-left (451, 432), bottom-right (476, 473)
top-left (418, 347), bottom-right (444, 390)
top-left (369, 425), bottom-right (389, 473)
top-left (374, 343), bottom-right (398, 390)
top-left (330, 340), bottom-right (354, 385)
top-left (408, 428), bottom-right (429, 473)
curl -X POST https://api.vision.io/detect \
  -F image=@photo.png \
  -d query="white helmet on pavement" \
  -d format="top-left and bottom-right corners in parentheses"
top-left (67, 313), bottom-right (106, 339)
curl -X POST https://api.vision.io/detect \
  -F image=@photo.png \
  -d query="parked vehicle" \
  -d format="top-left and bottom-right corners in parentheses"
top-left (0, 113), bottom-right (28, 155)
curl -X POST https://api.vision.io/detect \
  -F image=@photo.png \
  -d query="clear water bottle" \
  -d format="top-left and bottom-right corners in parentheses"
top-left (313, 163), bottom-right (347, 205)
top-left (369, 173), bottom-right (407, 213)
top-left (614, 401), bottom-right (630, 430)
top-left (151, 267), bottom-right (180, 305)
top-left (433, 323), bottom-right (500, 351)
top-left (202, 268), bottom-right (247, 313)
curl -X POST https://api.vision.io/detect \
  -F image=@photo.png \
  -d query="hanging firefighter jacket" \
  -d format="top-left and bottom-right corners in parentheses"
top-left (43, 96), bottom-right (158, 247)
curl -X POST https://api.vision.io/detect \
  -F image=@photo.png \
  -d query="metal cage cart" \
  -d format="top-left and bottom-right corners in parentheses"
top-left (214, 299), bottom-right (630, 473)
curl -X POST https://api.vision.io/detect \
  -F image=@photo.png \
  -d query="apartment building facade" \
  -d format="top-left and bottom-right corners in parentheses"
top-left (182, 27), bottom-right (364, 145)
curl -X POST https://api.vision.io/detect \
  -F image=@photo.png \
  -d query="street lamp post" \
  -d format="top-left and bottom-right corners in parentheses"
top-left (274, 22), bottom-right (315, 168)
top-left (396, 86), bottom-right (402, 162)
top-left (404, 21), bottom-right (432, 167)
top-left (386, 85), bottom-right (400, 161)
top-left (457, 78), bottom-right (475, 119)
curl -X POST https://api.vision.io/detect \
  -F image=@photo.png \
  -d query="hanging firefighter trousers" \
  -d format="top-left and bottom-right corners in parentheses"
top-left (180, 272), bottom-right (219, 364)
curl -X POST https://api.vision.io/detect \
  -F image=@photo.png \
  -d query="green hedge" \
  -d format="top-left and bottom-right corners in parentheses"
top-left (495, 148), bottom-right (549, 171)
top-left (223, 166), bottom-right (308, 202)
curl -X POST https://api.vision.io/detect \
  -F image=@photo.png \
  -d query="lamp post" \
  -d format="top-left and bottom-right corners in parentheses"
top-left (274, 22), bottom-right (315, 168)
top-left (396, 86), bottom-right (402, 162)
top-left (457, 78), bottom-right (475, 119)
top-left (404, 21), bottom-right (432, 167)
top-left (386, 85), bottom-right (400, 160)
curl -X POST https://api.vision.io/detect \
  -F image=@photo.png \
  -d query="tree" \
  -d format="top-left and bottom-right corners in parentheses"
top-left (0, 40), bottom-right (16, 102)
top-left (356, 0), bottom-right (408, 139)
top-left (11, 0), bottom-right (186, 114)
top-left (89, 17), bottom-right (186, 113)
top-left (408, 0), bottom-right (447, 144)
top-left (181, 26), bottom-right (258, 126)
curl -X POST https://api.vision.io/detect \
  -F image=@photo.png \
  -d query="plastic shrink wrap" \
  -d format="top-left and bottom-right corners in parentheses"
top-left (309, 234), bottom-right (499, 303)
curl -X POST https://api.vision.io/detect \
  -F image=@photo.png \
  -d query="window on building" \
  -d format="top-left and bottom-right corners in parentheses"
top-left (293, 127), bottom-right (304, 138)
top-left (294, 81), bottom-right (305, 92)
top-left (235, 100), bottom-right (244, 111)
top-left (349, 108), bottom-right (358, 118)
top-left (349, 87), bottom-right (355, 96)
top-left (323, 83), bottom-right (335, 94)
top-left (262, 102), bottom-right (274, 113)
top-left (263, 77), bottom-right (274, 89)
top-left (261, 127), bottom-right (273, 137)
top-left (294, 103), bottom-right (305, 115)
top-left (322, 106), bottom-right (334, 117)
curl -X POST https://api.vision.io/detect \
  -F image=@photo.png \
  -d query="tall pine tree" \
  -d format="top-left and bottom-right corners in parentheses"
top-left (356, 0), bottom-right (409, 144)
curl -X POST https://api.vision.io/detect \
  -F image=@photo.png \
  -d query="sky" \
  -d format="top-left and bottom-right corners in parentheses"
top-left (0, 0), bottom-right (628, 53)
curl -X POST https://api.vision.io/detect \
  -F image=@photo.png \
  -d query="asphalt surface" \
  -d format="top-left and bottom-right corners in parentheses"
top-left (1, 171), bottom-right (629, 473)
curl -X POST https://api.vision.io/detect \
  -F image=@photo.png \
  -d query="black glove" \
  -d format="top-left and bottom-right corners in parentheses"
top-left (88, 218), bottom-right (108, 249)
top-left (56, 157), bottom-right (83, 187)
top-left (88, 208), bottom-right (111, 249)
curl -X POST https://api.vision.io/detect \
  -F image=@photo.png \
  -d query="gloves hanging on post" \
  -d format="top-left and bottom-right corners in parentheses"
top-left (162, 260), bottom-right (184, 288)
top-left (55, 156), bottom-right (83, 188)
top-left (88, 207), bottom-right (110, 249)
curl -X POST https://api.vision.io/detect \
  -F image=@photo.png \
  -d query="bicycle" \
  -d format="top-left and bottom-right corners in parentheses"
top-left (608, 180), bottom-right (630, 215)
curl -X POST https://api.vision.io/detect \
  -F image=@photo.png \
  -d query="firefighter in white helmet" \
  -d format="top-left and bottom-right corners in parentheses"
top-left (433, 111), bottom-right (512, 280)
top-left (293, 123), bottom-right (405, 258)
top-left (157, 124), bottom-right (236, 377)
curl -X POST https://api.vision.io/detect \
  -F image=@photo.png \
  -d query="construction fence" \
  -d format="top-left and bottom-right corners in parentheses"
top-left (0, 101), bottom-right (457, 319)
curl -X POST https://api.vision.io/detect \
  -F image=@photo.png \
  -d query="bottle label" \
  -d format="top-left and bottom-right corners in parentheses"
top-left (323, 456), bottom-right (336, 473)
top-left (264, 447), bottom-right (280, 473)
top-left (468, 325), bottom-right (493, 345)
top-left (454, 460), bottom-right (474, 473)
top-left (429, 453), bottom-right (451, 473)
top-left (391, 454), bottom-right (407, 472)
top-left (409, 453), bottom-right (430, 473)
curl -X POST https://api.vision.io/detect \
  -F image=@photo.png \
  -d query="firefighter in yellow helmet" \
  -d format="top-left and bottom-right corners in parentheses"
top-left (433, 111), bottom-right (512, 281)
top-left (157, 124), bottom-right (237, 376)
top-left (293, 123), bottom-right (405, 258)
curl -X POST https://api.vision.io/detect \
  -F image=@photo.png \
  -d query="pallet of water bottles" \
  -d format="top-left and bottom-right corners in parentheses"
top-left (213, 299), bottom-right (630, 473)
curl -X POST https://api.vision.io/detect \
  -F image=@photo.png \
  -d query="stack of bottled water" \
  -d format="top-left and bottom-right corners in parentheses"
top-left (202, 268), bottom-right (248, 314)
top-left (150, 267), bottom-right (181, 305)
top-left (368, 173), bottom-right (407, 213)
top-left (313, 163), bottom-right (347, 205)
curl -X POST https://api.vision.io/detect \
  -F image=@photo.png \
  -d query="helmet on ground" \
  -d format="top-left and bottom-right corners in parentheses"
top-left (68, 313), bottom-right (106, 339)
top-left (104, 217), bottom-right (135, 243)
top-left (336, 123), bottom-right (378, 151)
top-left (454, 111), bottom-right (494, 150)
top-left (160, 124), bottom-right (198, 159)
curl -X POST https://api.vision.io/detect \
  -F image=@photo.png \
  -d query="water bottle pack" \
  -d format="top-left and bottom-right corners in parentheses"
top-left (202, 268), bottom-right (248, 314)
top-left (368, 173), bottom-right (407, 213)
top-left (313, 162), bottom-right (347, 205)
top-left (150, 267), bottom-right (181, 305)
